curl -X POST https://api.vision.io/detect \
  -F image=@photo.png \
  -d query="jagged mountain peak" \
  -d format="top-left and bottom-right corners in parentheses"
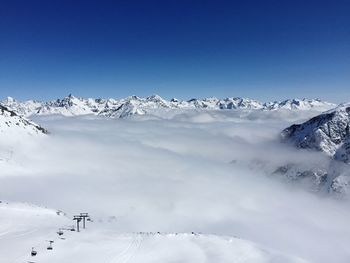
top-left (1, 95), bottom-right (337, 119)
top-left (281, 104), bottom-right (350, 157)
top-left (280, 104), bottom-right (350, 194)
top-left (265, 98), bottom-right (335, 111)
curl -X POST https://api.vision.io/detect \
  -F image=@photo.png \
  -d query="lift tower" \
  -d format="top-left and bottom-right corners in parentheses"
top-left (80, 213), bottom-right (89, 229)
top-left (73, 215), bottom-right (82, 232)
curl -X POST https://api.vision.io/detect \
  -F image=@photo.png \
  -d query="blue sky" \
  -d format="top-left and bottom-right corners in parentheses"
top-left (0, 0), bottom-right (349, 102)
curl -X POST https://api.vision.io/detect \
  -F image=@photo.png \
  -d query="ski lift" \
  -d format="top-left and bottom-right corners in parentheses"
top-left (31, 247), bottom-right (37, 256)
top-left (57, 229), bottom-right (64, 236)
top-left (47, 240), bottom-right (54, 250)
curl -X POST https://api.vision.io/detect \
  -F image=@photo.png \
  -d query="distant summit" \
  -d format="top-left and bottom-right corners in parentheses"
top-left (1, 95), bottom-right (336, 119)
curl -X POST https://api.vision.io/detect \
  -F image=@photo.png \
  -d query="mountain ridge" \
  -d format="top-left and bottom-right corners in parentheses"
top-left (1, 94), bottom-right (336, 118)
top-left (280, 104), bottom-right (350, 194)
top-left (281, 103), bottom-right (350, 157)
top-left (0, 104), bottom-right (48, 135)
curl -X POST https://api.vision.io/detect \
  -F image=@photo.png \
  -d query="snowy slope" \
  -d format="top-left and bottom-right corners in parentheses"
top-left (281, 104), bottom-right (350, 157)
top-left (0, 202), bottom-right (308, 263)
top-left (1, 95), bottom-right (336, 119)
top-left (0, 202), bottom-right (69, 263)
top-left (35, 232), bottom-right (308, 263)
top-left (280, 104), bottom-right (350, 193)
top-left (0, 105), bottom-right (48, 135)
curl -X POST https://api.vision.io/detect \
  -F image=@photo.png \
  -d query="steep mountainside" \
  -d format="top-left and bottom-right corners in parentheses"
top-left (1, 95), bottom-right (336, 118)
top-left (280, 104), bottom-right (350, 194)
top-left (281, 104), bottom-right (350, 157)
top-left (0, 105), bottom-right (48, 135)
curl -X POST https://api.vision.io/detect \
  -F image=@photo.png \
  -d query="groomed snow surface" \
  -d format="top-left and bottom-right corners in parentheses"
top-left (1, 202), bottom-right (307, 263)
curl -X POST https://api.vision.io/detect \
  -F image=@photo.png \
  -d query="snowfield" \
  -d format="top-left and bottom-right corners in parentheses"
top-left (1, 106), bottom-right (350, 263)
top-left (0, 203), bottom-right (308, 263)
top-left (0, 202), bottom-right (69, 263)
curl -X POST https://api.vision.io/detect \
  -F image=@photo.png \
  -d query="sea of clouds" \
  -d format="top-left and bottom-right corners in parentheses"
top-left (0, 109), bottom-right (350, 262)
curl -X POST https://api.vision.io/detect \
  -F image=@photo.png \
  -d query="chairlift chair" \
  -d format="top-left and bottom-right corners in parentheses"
top-left (47, 240), bottom-right (54, 250)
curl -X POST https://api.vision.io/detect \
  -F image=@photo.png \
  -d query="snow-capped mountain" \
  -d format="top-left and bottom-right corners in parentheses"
top-left (281, 104), bottom-right (350, 157)
top-left (2, 96), bottom-right (43, 117)
top-left (280, 104), bottom-right (350, 194)
top-left (1, 95), bottom-right (336, 119)
top-left (264, 98), bottom-right (335, 111)
top-left (0, 104), bottom-right (48, 135)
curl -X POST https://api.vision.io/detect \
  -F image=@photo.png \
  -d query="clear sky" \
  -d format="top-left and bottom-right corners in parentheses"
top-left (0, 0), bottom-right (349, 102)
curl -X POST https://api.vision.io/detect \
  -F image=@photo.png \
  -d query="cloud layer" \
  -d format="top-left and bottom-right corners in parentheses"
top-left (0, 110), bottom-right (349, 262)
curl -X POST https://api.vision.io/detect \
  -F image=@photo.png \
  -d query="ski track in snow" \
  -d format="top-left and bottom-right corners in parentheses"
top-left (106, 234), bottom-right (144, 263)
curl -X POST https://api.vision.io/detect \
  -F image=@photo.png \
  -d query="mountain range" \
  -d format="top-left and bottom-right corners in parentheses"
top-left (1, 94), bottom-right (349, 195)
top-left (1, 94), bottom-right (336, 118)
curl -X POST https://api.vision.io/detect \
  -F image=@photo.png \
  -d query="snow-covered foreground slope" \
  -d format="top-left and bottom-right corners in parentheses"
top-left (0, 203), bottom-right (307, 263)
top-left (1, 95), bottom-right (336, 119)
top-left (0, 202), bottom-right (69, 263)
top-left (36, 232), bottom-right (308, 263)
top-left (1, 112), bottom-right (350, 262)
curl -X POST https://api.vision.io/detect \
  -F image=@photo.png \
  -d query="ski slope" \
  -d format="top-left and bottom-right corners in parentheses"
top-left (0, 202), bottom-right (69, 263)
top-left (0, 202), bottom-right (307, 263)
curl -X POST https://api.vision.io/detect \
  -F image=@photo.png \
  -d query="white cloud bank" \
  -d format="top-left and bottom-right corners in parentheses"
top-left (0, 110), bottom-right (349, 262)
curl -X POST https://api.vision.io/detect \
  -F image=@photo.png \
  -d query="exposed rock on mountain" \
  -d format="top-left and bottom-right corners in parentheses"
top-left (273, 164), bottom-right (328, 189)
top-left (0, 105), bottom-right (48, 135)
top-left (281, 104), bottom-right (350, 157)
top-left (280, 104), bottom-right (350, 195)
